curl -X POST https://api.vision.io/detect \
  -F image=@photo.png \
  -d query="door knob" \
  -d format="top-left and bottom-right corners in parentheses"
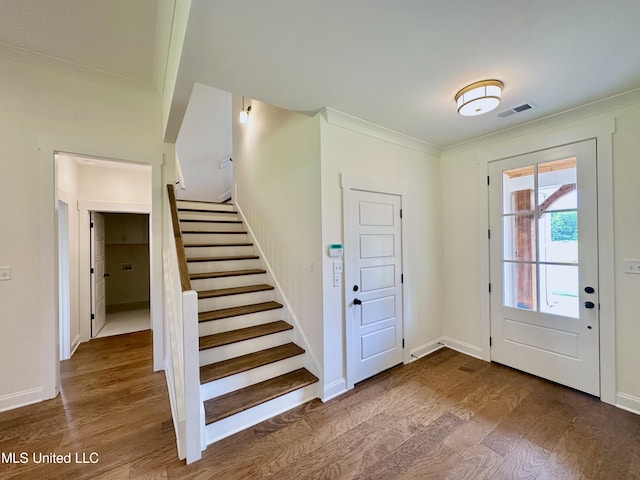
top-left (353, 298), bottom-right (362, 305)
top-left (353, 285), bottom-right (359, 292)
top-left (584, 301), bottom-right (595, 309)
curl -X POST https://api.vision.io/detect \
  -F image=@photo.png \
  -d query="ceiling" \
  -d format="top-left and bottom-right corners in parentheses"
top-left (0, 0), bottom-right (162, 90)
top-left (2, 1), bottom-right (640, 148)
top-left (176, 0), bottom-right (640, 148)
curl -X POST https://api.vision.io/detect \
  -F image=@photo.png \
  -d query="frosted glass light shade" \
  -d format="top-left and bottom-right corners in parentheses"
top-left (455, 80), bottom-right (504, 116)
top-left (239, 110), bottom-right (248, 124)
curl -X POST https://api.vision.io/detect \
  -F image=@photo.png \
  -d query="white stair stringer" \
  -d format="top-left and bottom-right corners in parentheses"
top-left (204, 384), bottom-right (318, 446)
top-left (200, 354), bottom-right (305, 400)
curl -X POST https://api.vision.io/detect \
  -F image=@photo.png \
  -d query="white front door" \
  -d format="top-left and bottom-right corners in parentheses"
top-left (90, 212), bottom-right (106, 337)
top-left (489, 139), bottom-right (600, 396)
top-left (347, 190), bottom-right (404, 384)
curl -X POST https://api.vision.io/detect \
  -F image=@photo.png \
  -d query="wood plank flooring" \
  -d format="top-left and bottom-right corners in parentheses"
top-left (0, 331), bottom-right (638, 479)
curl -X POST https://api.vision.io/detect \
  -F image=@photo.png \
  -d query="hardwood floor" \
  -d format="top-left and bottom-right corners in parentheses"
top-left (1, 332), bottom-right (638, 479)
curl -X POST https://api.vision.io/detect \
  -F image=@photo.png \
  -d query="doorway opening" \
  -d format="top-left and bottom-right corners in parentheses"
top-left (92, 212), bottom-right (151, 338)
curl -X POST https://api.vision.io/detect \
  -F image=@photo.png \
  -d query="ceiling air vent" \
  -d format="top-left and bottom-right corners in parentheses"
top-left (497, 102), bottom-right (537, 118)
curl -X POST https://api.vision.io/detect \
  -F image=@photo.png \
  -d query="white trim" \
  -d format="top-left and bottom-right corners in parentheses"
top-left (475, 115), bottom-right (617, 403)
top-left (77, 200), bottom-right (151, 213)
top-left (217, 189), bottom-right (232, 202)
top-left (440, 336), bottom-right (484, 360)
top-left (341, 173), bottom-right (408, 388)
top-left (616, 392), bottom-right (640, 415)
top-left (0, 388), bottom-right (43, 413)
top-left (70, 334), bottom-right (81, 356)
top-left (234, 202), bottom-right (322, 386)
top-left (322, 107), bottom-right (442, 156)
top-left (409, 339), bottom-right (444, 361)
top-left (323, 379), bottom-right (348, 402)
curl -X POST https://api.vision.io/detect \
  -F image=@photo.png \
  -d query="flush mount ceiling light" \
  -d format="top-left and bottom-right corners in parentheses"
top-left (239, 96), bottom-right (251, 124)
top-left (455, 80), bottom-right (504, 116)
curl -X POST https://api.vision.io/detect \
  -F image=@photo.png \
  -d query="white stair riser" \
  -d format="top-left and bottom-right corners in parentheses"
top-left (179, 211), bottom-right (239, 222)
top-left (188, 259), bottom-right (261, 275)
top-left (176, 201), bottom-right (235, 212)
top-left (182, 232), bottom-right (248, 244)
top-left (204, 384), bottom-right (318, 446)
top-left (200, 355), bottom-right (305, 401)
top-left (191, 273), bottom-right (267, 291)
top-left (199, 330), bottom-right (292, 365)
top-left (198, 308), bottom-right (283, 336)
top-left (180, 221), bottom-right (245, 233)
top-left (198, 290), bottom-right (275, 312)
top-left (185, 245), bottom-right (254, 258)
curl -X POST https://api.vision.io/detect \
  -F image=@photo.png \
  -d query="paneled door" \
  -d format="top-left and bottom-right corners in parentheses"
top-left (347, 190), bottom-right (403, 384)
top-left (90, 212), bottom-right (106, 337)
top-left (489, 140), bottom-right (600, 395)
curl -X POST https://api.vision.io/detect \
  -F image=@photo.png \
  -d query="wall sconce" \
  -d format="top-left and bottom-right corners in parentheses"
top-left (240, 96), bottom-right (251, 124)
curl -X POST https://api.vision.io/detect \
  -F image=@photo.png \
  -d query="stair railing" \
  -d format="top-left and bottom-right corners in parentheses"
top-left (163, 184), bottom-right (202, 464)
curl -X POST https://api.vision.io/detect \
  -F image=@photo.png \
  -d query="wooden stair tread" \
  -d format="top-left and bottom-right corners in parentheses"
top-left (199, 301), bottom-right (283, 322)
top-left (180, 219), bottom-right (242, 224)
top-left (200, 343), bottom-right (305, 384)
top-left (177, 199), bottom-right (235, 205)
top-left (181, 230), bottom-right (247, 234)
top-left (199, 320), bottom-right (292, 350)
top-left (190, 269), bottom-right (266, 280)
top-left (187, 255), bottom-right (259, 263)
top-left (178, 208), bottom-right (236, 214)
top-left (184, 242), bottom-right (253, 248)
top-left (198, 284), bottom-right (274, 299)
top-left (204, 368), bottom-right (318, 424)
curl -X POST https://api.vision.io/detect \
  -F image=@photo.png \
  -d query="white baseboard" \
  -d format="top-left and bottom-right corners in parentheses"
top-left (0, 387), bottom-right (43, 413)
top-left (439, 336), bottom-right (484, 360)
top-left (616, 392), bottom-right (640, 415)
top-left (409, 339), bottom-right (444, 362)
top-left (323, 379), bottom-right (348, 402)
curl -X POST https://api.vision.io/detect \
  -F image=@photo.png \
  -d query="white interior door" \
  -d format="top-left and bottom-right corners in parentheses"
top-left (347, 190), bottom-right (403, 384)
top-left (90, 212), bottom-right (106, 337)
top-left (489, 139), bottom-right (600, 396)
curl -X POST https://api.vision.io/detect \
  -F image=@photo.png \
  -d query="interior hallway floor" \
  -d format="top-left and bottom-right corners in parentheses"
top-left (96, 305), bottom-right (150, 338)
top-left (0, 332), bottom-right (638, 479)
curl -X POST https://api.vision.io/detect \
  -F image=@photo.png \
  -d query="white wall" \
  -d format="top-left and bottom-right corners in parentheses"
top-left (232, 98), bottom-right (324, 382)
top-left (176, 83), bottom-right (233, 202)
top-left (0, 55), bottom-right (167, 412)
top-left (440, 92), bottom-right (640, 413)
top-left (319, 110), bottom-right (443, 398)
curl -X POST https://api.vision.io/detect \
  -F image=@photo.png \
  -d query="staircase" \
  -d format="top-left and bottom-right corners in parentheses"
top-left (175, 198), bottom-right (319, 446)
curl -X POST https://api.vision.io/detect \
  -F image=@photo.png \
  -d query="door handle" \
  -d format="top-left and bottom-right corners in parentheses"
top-left (104, 273), bottom-right (110, 278)
top-left (584, 301), bottom-right (595, 309)
top-left (353, 298), bottom-right (362, 305)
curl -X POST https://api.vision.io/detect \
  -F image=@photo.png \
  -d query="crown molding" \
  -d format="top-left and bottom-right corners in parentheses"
top-left (321, 107), bottom-right (442, 156)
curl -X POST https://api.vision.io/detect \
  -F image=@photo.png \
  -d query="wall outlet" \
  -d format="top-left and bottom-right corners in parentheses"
top-left (0, 266), bottom-right (10, 281)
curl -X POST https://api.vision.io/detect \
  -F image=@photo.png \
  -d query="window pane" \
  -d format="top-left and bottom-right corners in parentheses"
top-left (538, 212), bottom-right (578, 264)
top-left (503, 215), bottom-right (536, 261)
top-left (504, 262), bottom-right (537, 311)
top-left (503, 166), bottom-right (534, 214)
top-left (539, 264), bottom-right (579, 318)
top-left (538, 158), bottom-right (577, 211)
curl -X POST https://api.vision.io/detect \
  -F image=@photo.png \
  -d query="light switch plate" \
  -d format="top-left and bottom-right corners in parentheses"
top-left (624, 259), bottom-right (640, 274)
top-left (0, 266), bottom-right (11, 281)
top-left (333, 261), bottom-right (343, 274)
top-left (333, 274), bottom-right (341, 287)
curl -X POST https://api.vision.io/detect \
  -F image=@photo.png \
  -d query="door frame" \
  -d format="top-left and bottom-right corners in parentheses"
top-left (79, 202), bottom-right (151, 343)
top-left (341, 173), bottom-right (407, 389)
top-left (477, 117), bottom-right (616, 404)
